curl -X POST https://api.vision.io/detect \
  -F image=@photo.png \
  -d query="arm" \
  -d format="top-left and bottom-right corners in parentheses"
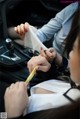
top-left (36, 2), bottom-right (78, 43)
top-left (36, 6), bottom-right (65, 43)
top-left (8, 2), bottom-right (78, 42)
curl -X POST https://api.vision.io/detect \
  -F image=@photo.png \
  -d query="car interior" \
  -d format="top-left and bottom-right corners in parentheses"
top-left (0, 0), bottom-right (72, 114)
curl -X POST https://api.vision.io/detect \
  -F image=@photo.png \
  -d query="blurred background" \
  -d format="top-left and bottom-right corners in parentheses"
top-left (7, 0), bottom-right (69, 27)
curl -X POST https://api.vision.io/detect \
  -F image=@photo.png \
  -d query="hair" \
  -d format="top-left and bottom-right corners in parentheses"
top-left (63, 7), bottom-right (80, 57)
top-left (78, 14), bottom-right (80, 53)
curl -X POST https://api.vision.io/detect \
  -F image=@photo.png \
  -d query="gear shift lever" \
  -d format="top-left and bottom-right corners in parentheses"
top-left (5, 38), bottom-right (14, 57)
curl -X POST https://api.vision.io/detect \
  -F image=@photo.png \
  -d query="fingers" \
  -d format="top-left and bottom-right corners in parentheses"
top-left (27, 61), bottom-right (38, 73)
top-left (20, 24), bottom-right (25, 35)
top-left (14, 22), bottom-right (29, 37)
top-left (4, 81), bottom-right (28, 118)
top-left (18, 82), bottom-right (27, 90)
top-left (4, 82), bottom-right (28, 101)
top-left (15, 25), bottom-right (24, 35)
top-left (5, 82), bottom-right (27, 95)
top-left (48, 48), bottom-right (54, 53)
top-left (40, 47), bottom-right (56, 62)
top-left (27, 56), bottom-right (39, 73)
top-left (27, 55), bottom-right (51, 73)
top-left (19, 23), bottom-right (29, 35)
top-left (5, 83), bottom-right (15, 95)
top-left (24, 22), bottom-right (29, 32)
top-left (27, 55), bottom-right (43, 73)
top-left (37, 64), bottom-right (51, 72)
top-left (9, 83), bottom-right (15, 89)
top-left (45, 50), bottom-right (53, 58)
top-left (40, 47), bottom-right (47, 58)
top-left (40, 48), bottom-right (53, 61)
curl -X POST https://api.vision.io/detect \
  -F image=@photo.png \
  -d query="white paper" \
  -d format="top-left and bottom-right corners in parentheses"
top-left (23, 25), bottom-right (48, 52)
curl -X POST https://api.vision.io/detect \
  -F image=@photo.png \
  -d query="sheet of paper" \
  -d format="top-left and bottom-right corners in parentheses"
top-left (23, 25), bottom-right (48, 52)
top-left (14, 26), bottom-right (37, 46)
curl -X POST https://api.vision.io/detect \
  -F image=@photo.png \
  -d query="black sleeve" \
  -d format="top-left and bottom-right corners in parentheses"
top-left (36, 57), bottom-right (68, 81)
top-left (54, 56), bottom-right (68, 72)
top-left (36, 61), bottom-right (58, 81)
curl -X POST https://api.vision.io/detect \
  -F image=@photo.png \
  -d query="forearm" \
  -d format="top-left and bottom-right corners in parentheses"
top-left (8, 27), bottom-right (20, 39)
top-left (36, 18), bottom-right (62, 43)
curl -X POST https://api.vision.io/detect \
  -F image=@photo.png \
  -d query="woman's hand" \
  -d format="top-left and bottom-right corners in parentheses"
top-left (40, 47), bottom-right (62, 65)
top-left (4, 82), bottom-right (28, 118)
top-left (40, 47), bottom-right (57, 63)
top-left (14, 22), bottom-right (29, 39)
top-left (27, 55), bottom-right (51, 73)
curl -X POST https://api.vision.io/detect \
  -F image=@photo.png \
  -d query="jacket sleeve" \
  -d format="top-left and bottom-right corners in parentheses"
top-left (36, 2), bottom-right (78, 43)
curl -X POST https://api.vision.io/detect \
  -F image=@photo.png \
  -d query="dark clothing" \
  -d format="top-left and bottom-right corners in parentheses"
top-left (11, 100), bottom-right (80, 119)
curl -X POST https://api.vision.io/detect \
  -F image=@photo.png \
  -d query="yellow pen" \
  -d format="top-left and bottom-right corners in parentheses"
top-left (25, 66), bottom-right (38, 83)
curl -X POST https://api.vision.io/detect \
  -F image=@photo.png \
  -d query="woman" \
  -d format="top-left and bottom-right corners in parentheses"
top-left (4, 8), bottom-right (80, 119)
top-left (12, 2), bottom-right (79, 74)
top-left (14, 3), bottom-right (79, 76)
top-left (6, 2), bottom-right (79, 84)
top-left (9, 2), bottom-right (78, 56)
